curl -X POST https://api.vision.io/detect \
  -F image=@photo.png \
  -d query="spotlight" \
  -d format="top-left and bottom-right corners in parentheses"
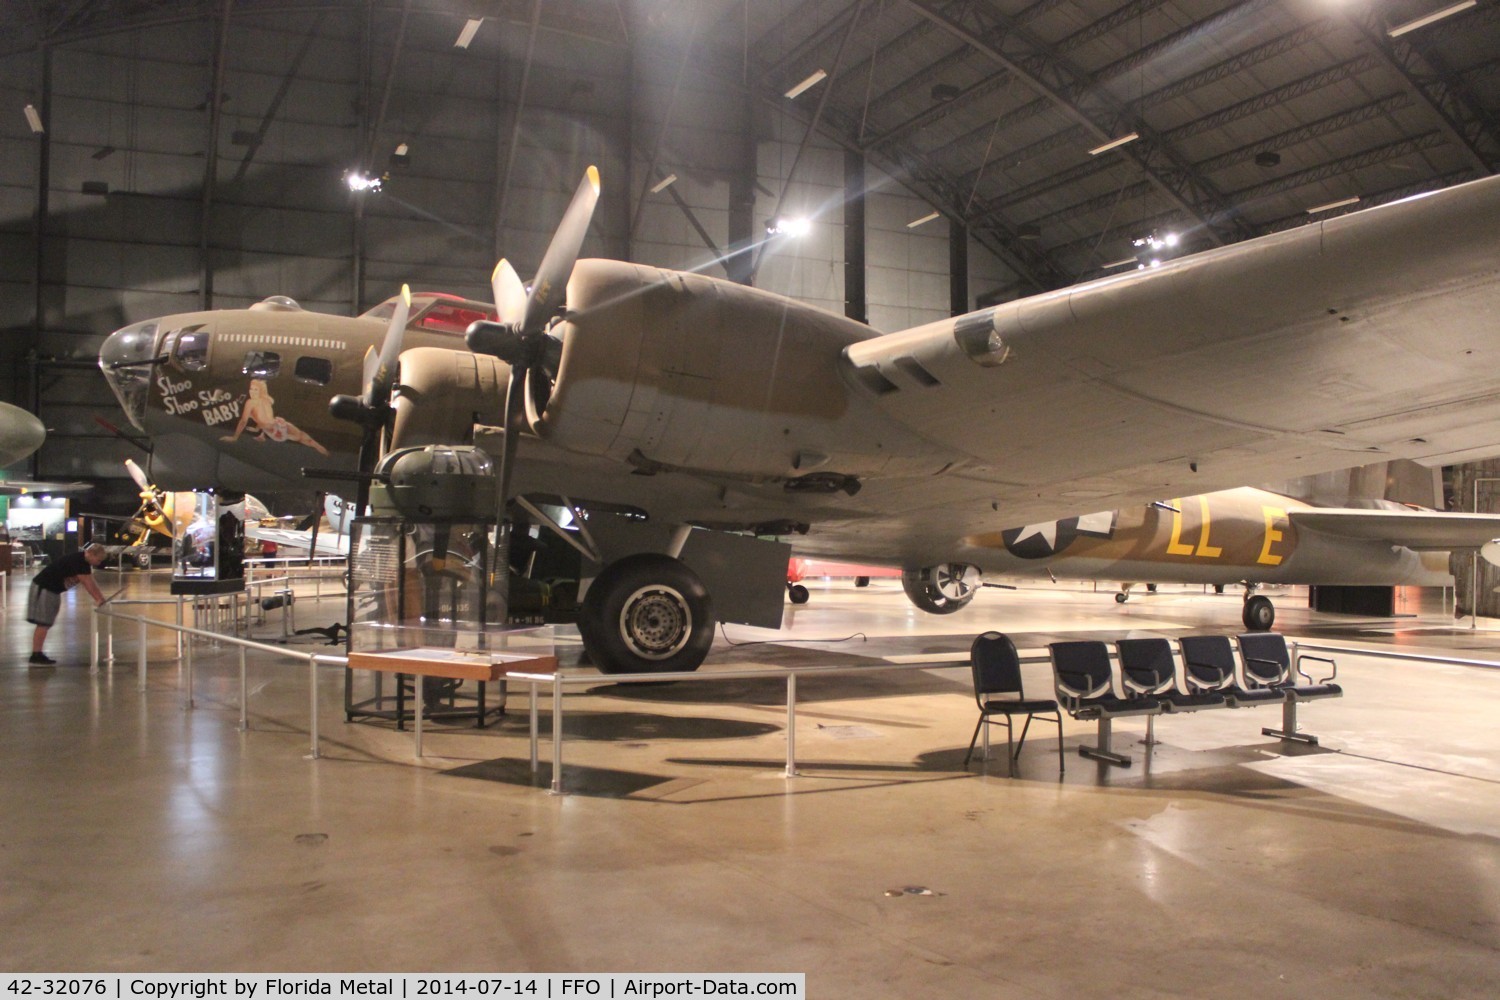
top-left (766, 216), bottom-right (812, 237)
top-left (344, 170), bottom-right (383, 193)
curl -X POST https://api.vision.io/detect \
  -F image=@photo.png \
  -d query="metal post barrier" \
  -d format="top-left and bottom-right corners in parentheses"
top-left (551, 670), bottom-right (564, 794)
top-left (104, 609), bottom-right (114, 666)
top-left (414, 681), bottom-right (424, 760)
top-left (89, 606), bottom-right (99, 673)
top-left (174, 596), bottom-right (184, 659)
top-left (137, 615), bottom-right (148, 690)
top-left (238, 646), bottom-right (248, 731)
top-left (184, 624), bottom-right (194, 711)
top-left (306, 653), bottom-right (320, 759)
top-left (529, 682), bottom-right (540, 775)
top-left (785, 672), bottom-right (798, 777)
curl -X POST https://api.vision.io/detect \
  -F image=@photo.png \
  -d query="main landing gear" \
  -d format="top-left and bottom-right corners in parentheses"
top-left (577, 553), bottom-right (715, 674)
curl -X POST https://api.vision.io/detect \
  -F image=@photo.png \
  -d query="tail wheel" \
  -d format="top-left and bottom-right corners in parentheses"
top-left (1243, 594), bottom-right (1275, 631)
top-left (578, 553), bottom-right (714, 674)
top-left (788, 584), bottom-right (810, 605)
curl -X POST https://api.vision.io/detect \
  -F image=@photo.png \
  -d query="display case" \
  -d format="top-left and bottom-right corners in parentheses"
top-left (344, 516), bottom-right (548, 727)
top-left (169, 491), bottom-right (246, 595)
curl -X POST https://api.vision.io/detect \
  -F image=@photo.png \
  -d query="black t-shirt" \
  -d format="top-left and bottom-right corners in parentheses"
top-left (33, 551), bottom-right (95, 594)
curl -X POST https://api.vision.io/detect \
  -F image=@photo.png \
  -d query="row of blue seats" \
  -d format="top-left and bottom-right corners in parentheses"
top-left (965, 632), bottom-right (1342, 774)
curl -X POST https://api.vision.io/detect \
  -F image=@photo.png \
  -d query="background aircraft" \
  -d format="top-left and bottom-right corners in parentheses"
top-left (0, 402), bottom-right (45, 469)
top-left (99, 169), bottom-right (1500, 672)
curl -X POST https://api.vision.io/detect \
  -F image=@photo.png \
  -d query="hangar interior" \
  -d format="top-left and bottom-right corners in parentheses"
top-left (3, 0), bottom-right (1500, 990)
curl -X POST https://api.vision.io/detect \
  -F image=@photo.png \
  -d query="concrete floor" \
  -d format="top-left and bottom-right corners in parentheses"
top-left (4, 569), bottom-right (1500, 996)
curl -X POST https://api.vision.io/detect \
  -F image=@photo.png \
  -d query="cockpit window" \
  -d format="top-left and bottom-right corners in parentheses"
top-left (242, 351), bottom-right (281, 378)
top-left (294, 356), bottom-right (333, 385)
top-left (414, 301), bottom-right (496, 334)
top-left (171, 328), bottom-right (210, 371)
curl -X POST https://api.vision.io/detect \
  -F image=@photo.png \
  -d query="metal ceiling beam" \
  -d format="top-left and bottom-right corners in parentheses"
top-left (897, 0), bottom-right (1256, 246)
top-left (1342, 8), bottom-right (1500, 175)
top-left (985, 56), bottom-right (1386, 218)
top-left (926, 15), bottom-right (1335, 175)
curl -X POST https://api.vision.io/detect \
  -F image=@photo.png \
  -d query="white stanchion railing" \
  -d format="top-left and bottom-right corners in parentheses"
top-left (506, 657), bottom-right (974, 795)
top-left (94, 602), bottom-right (347, 758)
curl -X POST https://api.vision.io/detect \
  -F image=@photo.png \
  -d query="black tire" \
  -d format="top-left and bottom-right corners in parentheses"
top-left (854, 576), bottom-right (870, 588)
top-left (1243, 594), bottom-right (1275, 631)
top-left (788, 584), bottom-right (810, 604)
top-left (1213, 584), bottom-right (1225, 595)
top-left (578, 553), bottom-right (714, 674)
top-left (900, 564), bottom-right (979, 614)
top-left (1115, 592), bottom-right (1129, 604)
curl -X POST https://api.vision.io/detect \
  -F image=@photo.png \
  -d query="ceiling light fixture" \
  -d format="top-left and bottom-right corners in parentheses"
top-left (784, 69), bottom-right (828, 100)
top-left (1088, 132), bottom-right (1139, 156)
top-left (907, 211), bottom-right (941, 228)
top-left (23, 103), bottom-right (43, 134)
top-left (455, 18), bottom-right (483, 49)
top-left (650, 173), bottom-right (678, 194)
top-left (344, 169), bottom-right (383, 193)
top-left (767, 216), bottom-right (812, 237)
top-left (1388, 0), bottom-right (1476, 37)
top-left (1103, 256), bottom-right (1138, 269)
top-left (1306, 195), bottom-right (1361, 214)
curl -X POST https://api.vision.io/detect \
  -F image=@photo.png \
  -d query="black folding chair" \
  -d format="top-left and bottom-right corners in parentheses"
top-left (964, 632), bottom-right (1064, 776)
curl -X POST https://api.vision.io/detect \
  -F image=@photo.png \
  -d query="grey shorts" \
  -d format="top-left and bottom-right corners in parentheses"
top-left (26, 585), bottom-right (61, 627)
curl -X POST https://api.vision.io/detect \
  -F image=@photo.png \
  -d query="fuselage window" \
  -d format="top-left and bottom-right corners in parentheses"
top-left (172, 329), bottom-right (210, 372)
top-left (242, 350), bottom-right (281, 378)
top-left (294, 356), bottom-right (333, 386)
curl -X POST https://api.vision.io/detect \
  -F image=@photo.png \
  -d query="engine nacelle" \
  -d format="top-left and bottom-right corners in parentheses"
top-left (534, 260), bottom-right (950, 481)
top-left (390, 346), bottom-right (509, 449)
top-left (902, 563), bottom-right (982, 614)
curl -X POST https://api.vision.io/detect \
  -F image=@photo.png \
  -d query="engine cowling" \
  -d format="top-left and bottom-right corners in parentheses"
top-left (902, 563), bottom-right (982, 614)
top-left (390, 346), bottom-right (509, 448)
top-left (534, 260), bottom-right (950, 482)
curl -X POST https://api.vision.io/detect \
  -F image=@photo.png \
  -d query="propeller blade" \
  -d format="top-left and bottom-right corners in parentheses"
top-left (492, 260), bottom-right (527, 328)
top-left (124, 458), bottom-right (151, 493)
top-left (521, 165), bottom-right (600, 335)
top-left (363, 284), bottom-right (411, 409)
top-left (494, 365), bottom-right (528, 522)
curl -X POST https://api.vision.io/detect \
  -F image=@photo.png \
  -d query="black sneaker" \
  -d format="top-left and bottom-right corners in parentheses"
top-left (29, 652), bottom-right (56, 666)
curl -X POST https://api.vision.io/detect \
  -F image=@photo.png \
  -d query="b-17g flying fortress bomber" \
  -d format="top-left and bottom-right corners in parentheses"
top-left (101, 167), bottom-right (1500, 673)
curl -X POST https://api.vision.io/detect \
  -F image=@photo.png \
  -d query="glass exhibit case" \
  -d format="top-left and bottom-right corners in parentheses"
top-left (344, 516), bottom-right (555, 727)
top-left (169, 491), bottom-right (246, 595)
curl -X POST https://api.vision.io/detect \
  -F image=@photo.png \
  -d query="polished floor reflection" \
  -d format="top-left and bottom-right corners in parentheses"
top-left (4, 570), bottom-right (1500, 996)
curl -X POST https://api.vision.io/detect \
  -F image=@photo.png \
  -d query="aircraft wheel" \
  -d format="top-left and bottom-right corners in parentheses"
top-left (1115, 592), bottom-right (1129, 604)
top-left (854, 576), bottom-right (870, 588)
top-left (1243, 595), bottom-right (1275, 631)
top-left (1213, 584), bottom-right (1225, 595)
top-left (901, 564), bottom-right (981, 614)
top-left (578, 553), bottom-right (714, 674)
top-left (788, 584), bottom-right (810, 605)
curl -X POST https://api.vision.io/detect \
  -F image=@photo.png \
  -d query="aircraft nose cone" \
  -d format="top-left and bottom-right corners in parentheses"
top-left (99, 320), bottom-right (161, 431)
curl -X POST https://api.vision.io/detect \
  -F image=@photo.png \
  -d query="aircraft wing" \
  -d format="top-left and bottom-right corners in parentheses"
top-left (839, 179), bottom-right (1500, 541)
top-left (244, 523), bottom-right (350, 556)
top-left (0, 480), bottom-right (94, 496)
top-left (1289, 509), bottom-right (1500, 551)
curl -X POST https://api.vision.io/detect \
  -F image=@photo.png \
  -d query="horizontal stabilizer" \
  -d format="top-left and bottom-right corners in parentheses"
top-left (1290, 508), bottom-right (1500, 551)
